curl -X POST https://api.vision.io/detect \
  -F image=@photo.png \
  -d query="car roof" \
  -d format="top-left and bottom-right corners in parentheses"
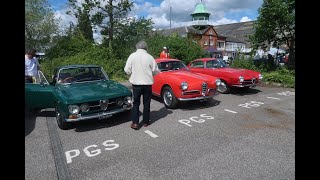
top-left (196, 58), bottom-right (217, 61)
top-left (155, 58), bottom-right (181, 63)
top-left (55, 64), bottom-right (101, 71)
top-left (194, 58), bottom-right (218, 62)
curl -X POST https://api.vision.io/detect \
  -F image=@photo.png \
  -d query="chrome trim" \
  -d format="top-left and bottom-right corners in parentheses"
top-left (178, 94), bottom-right (214, 101)
top-left (65, 106), bottom-right (131, 122)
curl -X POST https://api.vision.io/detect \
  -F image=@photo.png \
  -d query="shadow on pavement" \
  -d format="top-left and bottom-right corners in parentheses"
top-left (230, 87), bottom-right (262, 96)
top-left (179, 99), bottom-right (221, 111)
top-left (25, 109), bottom-right (56, 137)
top-left (152, 96), bottom-right (221, 111)
top-left (25, 110), bottom-right (36, 137)
top-left (148, 107), bottom-right (173, 125)
top-left (74, 111), bottom-right (132, 132)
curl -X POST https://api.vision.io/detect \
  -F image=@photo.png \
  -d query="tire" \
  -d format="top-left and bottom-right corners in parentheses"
top-left (56, 107), bottom-right (72, 130)
top-left (162, 86), bottom-right (178, 109)
top-left (217, 80), bottom-right (230, 94)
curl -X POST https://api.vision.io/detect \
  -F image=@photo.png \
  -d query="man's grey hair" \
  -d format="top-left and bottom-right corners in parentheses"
top-left (135, 40), bottom-right (148, 50)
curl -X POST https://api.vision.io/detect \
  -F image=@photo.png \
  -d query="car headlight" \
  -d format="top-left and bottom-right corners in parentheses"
top-left (239, 76), bottom-right (244, 83)
top-left (68, 105), bottom-right (80, 114)
top-left (258, 74), bottom-right (263, 80)
top-left (124, 96), bottom-right (132, 105)
top-left (215, 79), bottom-right (222, 86)
top-left (80, 103), bottom-right (90, 112)
top-left (116, 98), bottom-right (124, 106)
top-left (180, 82), bottom-right (188, 90)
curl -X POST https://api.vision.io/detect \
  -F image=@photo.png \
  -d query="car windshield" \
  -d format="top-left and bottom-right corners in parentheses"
top-left (206, 60), bottom-right (227, 68)
top-left (157, 61), bottom-right (189, 72)
top-left (57, 67), bottom-right (108, 84)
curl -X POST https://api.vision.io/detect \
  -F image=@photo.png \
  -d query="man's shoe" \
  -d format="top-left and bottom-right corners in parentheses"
top-left (143, 122), bottom-right (150, 127)
top-left (131, 123), bottom-right (139, 130)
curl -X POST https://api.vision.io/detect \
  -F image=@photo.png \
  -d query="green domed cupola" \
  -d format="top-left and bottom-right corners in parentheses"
top-left (191, 1), bottom-right (211, 24)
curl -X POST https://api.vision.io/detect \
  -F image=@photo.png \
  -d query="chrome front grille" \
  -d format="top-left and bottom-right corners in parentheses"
top-left (202, 82), bottom-right (207, 96)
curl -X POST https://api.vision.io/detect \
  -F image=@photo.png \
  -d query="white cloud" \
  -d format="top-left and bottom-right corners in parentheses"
top-left (211, 18), bottom-right (238, 26)
top-left (54, 9), bottom-right (77, 30)
top-left (240, 16), bottom-right (252, 22)
top-left (131, 0), bottom-right (262, 29)
top-left (51, 0), bottom-right (262, 40)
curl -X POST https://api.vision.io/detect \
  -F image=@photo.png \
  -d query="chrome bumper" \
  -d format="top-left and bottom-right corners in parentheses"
top-left (65, 104), bottom-right (132, 122)
top-left (178, 89), bottom-right (218, 101)
top-left (178, 95), bottom-right (215, 101)
top-left (232, 81), bottom-right (261, 87)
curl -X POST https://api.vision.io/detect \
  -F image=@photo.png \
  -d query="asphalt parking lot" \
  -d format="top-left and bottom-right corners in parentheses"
top-left (25, 84), bottom-right (295, 180)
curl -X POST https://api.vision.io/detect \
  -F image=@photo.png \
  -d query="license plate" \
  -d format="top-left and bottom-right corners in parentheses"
top-left (98, 114), bottom-right (112, 120)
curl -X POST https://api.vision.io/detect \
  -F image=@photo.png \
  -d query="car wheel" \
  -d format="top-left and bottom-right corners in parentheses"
top-left (162, 86), bottom-right (178, 109)
top-left (56, 107), bottom-right (72, 130)
top-left (217, 80), bottom-right (230, 94)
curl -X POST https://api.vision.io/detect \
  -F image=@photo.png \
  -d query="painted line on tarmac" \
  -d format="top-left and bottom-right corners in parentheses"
top-left (144, 130), bottom-right (159, 138)
top-left (224, 109), bottom-right (238, 113)
top-left (267, 97), bottom-right (281, 100)
top-left (47, 116), bottom-right (72, 180)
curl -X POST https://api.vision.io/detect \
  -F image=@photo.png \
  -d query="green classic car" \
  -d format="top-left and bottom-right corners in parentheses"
top-left (25, 65), bottom-right (133, 130)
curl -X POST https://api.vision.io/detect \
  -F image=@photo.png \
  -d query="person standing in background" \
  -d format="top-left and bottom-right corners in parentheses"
top-left (160, 46), bottom-right (170, 58)
top-left (124, 40), bottom-right (160, 130)
top-left (25, 49), bottom-right (40, 83)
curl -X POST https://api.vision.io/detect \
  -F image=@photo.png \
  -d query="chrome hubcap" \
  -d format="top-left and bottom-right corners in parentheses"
top-left (218, 82), bottom-right (227, 92)
top-left (164, 90), bottom-right (172, 106)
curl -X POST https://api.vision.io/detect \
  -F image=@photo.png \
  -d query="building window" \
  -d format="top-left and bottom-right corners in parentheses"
top-left (204, 41), bottom-right (208, 45)
top-left (217, 42), bottom-right (224, 48)
top-left (210, 41), bottom-right (214, 46)
top-left (209, 30), bottom-right (213, 35)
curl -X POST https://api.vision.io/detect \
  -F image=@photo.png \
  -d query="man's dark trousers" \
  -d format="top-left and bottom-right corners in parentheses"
top-left (131, 85), bottom-right (152, 124)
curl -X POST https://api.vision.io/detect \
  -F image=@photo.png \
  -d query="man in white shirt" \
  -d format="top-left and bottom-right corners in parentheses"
top-left (25, 49), bottom-right (40, 83)
top-left (124, 40), bottom-right (160, 130)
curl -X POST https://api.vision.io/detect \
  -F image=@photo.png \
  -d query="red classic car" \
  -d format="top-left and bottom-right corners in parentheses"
top-left (153, 58), bottom-right (223, 109)
top-left (187, 58), bottom-right (263, 93)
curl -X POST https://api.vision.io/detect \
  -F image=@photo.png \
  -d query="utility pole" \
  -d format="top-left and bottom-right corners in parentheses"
top-left (169, 0), bottom-right (171, 29)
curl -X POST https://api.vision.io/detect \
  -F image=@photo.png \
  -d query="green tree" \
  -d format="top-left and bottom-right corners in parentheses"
top-left (45, 31), bottom-right (93, 60)
top-left (146, 33), bottom-right (205, 63)
top-left (93, 0), bottom-right (134, 50)
top-left (104, 17), bottom-right (154, 59)
top-left (25, 0), bottom-right (60, 51)
top-left (251, 0), bottom-right (295, 68)
top-left (68, 0), bottom-right (133, 50)
top-left (67, 0), bottom-right (94, 42)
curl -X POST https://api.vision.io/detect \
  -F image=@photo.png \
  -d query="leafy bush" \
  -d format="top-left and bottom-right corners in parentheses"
top-left (263, 70), bottom-right (295, 88)
top-left (41, 46), bottom-right (128, 81)
top-left (45, 33), bottom-right (93, 60)
top-left (146, 34), bottom-right (205, 63)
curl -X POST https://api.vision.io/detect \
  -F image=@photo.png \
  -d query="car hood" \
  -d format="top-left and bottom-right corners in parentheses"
top-left (56, 80), bottom-right (131, 104)
top-left (215, 68), bottom-right (259, 79)
top-left (162, 70), bottom-right (215, 82)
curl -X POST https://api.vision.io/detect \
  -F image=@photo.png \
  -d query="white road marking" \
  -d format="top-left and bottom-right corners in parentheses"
top-left (267, 96), bottom-right (281, 100)
top-left (144, 130), bottom-right (159, 138)
top-left (224, 109), bottom-right (238, 113)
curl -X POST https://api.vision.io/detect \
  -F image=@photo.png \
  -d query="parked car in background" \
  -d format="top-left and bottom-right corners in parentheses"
top-left (25, 65), bottom-right (133, 130)
top-left (187, 58), bottom-right (263, 94)
top-left (153, 58), bottom-right (223, 109)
